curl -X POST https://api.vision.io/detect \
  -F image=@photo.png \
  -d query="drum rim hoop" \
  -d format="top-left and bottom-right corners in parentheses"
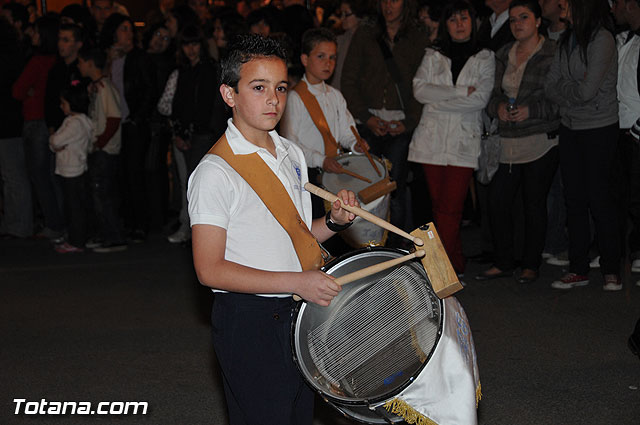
top-left (290, 246), bottom-right (445, 407)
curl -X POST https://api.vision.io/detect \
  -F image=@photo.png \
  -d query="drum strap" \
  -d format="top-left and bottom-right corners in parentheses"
top-left (293, 80), bottom-right (339, 158)
top-left (208, 135), bottom-right (325, 271)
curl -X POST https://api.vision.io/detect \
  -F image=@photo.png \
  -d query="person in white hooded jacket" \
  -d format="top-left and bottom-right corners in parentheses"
top-left (49, 81), bottom-right (93, 253)
top-left (408, 0), bottom-right (495, 274)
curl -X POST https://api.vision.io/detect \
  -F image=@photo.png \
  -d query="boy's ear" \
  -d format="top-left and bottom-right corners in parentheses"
top-left (300, 53), bottom-right (308, 68)
top-left (220, 84), bottom-right (235, 108)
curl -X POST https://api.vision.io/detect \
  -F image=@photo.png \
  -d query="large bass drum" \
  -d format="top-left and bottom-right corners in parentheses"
top-left (292, 247), bottom-right (444, 424)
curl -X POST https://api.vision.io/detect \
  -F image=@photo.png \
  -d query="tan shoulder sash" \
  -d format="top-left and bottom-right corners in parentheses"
top-left (208, 134), bottom-right (324, 271)
top-left (294, 80), bottom-right (339, 158)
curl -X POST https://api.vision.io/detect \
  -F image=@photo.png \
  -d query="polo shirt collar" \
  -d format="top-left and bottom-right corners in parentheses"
top-left (302, 74), bottom-right (327, 95)
top-left (225, 118), bottom-right (290, 160)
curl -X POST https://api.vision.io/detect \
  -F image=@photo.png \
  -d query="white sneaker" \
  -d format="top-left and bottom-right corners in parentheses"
top-left (603, 274), bottom-right (622, 292)
top-left (547, 252), bottom-right (569, 266)
top-left (541, 252), bottom-right (553, 259)
top-left (631, 258), bottom-right (640, 273)
top-left (168, 228), bottom-right (191, 243)
top-left (590, 256), bottom-right (600, 268)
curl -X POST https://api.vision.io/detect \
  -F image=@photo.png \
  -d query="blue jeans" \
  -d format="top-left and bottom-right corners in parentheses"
top-left (23, 120), bottom-right (64, 232)
top-left (61, 173), bottom-right (88, 247)
top-left (89, 151), bottom-right (124, 243)
top-left (0, 137), bottom-right (33, 236)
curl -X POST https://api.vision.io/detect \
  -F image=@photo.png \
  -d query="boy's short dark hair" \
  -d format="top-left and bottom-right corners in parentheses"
top-left (61, 80), bottom-right (90, 115)
top-left (79, 47), bottom-right (107, 70)
top-left (220, 34), bottom-right (288, 90)
top-left (301, 28), bottom-right (337, 56)
top-left (59, 23), bottom-right (85, 44)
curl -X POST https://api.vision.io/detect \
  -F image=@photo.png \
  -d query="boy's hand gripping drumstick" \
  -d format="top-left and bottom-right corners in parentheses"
top-left (305, 182), bottom-right (424, 246)
top-left (350, 125), bottom-right (381, 177)
top-left (293, 250), bottom-right (425, 301)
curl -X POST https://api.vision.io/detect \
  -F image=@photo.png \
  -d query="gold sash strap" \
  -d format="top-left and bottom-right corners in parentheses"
top-left (208, 134), bottom-right (324, 271)
top-left (294, 80), bottom-right (339, 158)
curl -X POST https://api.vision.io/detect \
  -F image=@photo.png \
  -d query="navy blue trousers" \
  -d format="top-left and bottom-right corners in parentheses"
top-left (211, 293), bottom-right (314, 425)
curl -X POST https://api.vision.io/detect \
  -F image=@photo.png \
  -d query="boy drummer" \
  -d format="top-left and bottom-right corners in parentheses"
top-left (280, 28), bottom-right (367, 218)
top-left (187, 35), bottom-right (358, 425)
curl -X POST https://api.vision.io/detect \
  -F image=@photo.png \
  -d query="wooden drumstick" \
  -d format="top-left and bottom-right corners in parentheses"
top-left (334, 250), bottom-right (425, 285)
top-left (292, 250), bottom-right (425, 301)
top-left (305, 182), bottom-right (424, 246)
top-left (338, 167), bottom-right (372, 183)
top-left (350, 125), bottom-right (381, 177)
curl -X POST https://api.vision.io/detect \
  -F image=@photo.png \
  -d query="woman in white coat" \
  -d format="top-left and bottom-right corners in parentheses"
top-left (409, 0), bottom-right (495, 274)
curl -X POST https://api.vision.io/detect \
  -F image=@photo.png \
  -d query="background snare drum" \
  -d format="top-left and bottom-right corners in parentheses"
top-left (321, 153), bottom-right (390, 247)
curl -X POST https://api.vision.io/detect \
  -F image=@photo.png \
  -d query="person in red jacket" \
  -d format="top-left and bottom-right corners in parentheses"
top-left (12, 14), bottom-right (64, 240)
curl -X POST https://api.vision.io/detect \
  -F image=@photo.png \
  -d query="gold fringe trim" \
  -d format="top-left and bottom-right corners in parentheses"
top-left (383, 384), bottom-right (482, 424)
top-left (383, 398), bottom-right (439, 425)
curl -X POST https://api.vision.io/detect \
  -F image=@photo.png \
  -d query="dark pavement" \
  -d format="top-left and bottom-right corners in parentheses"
top-left (1, 225), bottom-right (639, 425)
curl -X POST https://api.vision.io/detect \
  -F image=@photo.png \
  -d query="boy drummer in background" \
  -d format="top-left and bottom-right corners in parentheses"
top-left (280, 27), bottom-right (367, 218)
top-left (187, 35), bottom-right (358, 425)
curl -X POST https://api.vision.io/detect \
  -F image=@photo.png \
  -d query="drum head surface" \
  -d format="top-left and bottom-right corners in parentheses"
top-left (321, 154), bottom-right (386, 202)
top-left (293, 248), bottom-right (443, 408)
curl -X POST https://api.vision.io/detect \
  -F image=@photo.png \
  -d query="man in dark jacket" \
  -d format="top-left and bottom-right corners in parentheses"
top-left (45, 24), bottom-right (86, 133)
top-left (341, 0), bottom-right (429, 240)
top-left (477, 0), bottom-right (515, 52)
top-left (101, 13), bottom-right (156, 242)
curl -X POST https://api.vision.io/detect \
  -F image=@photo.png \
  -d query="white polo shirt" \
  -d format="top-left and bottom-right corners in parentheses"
top-left (280, 74), bottom-right (359, 168)
top-left (187, 119), bottom-right (313, 296)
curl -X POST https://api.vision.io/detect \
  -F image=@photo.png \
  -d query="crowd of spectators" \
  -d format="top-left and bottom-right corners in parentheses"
top-left (0, 0), bottom-right (639, 294)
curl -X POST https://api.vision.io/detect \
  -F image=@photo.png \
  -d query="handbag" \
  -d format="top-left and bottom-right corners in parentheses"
top-left (476, 113), bottom-right (501, 185)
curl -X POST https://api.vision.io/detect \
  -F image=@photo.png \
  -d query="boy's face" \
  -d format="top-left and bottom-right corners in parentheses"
top-left (220, 57), bottom-right (288, 139)
top-left (58, 30), bottom-right (82, 62)
top-left (301, 41), bottom-right (337, 85)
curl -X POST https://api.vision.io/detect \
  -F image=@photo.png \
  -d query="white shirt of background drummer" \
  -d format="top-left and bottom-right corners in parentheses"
top-left (280, 75), bottom-right (360, 168)
top-left (187, 119), bottom-right (313, 297)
